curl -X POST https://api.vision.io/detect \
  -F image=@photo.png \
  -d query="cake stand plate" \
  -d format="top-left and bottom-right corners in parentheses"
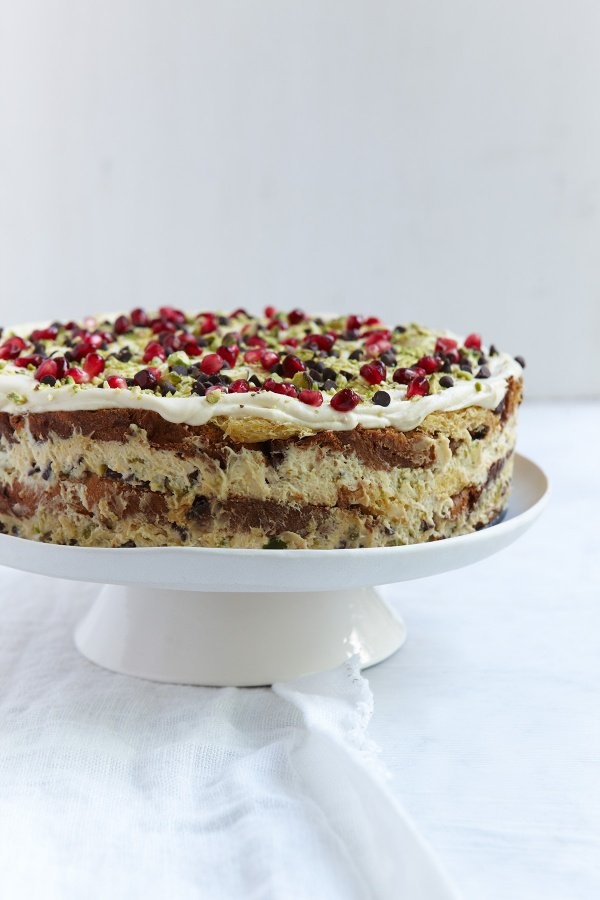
top-left (0, 453), bottom-right (548, 685)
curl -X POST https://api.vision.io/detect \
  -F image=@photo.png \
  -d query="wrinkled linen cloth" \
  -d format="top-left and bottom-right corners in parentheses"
top-left (0, 568), bottom-right (458, 900)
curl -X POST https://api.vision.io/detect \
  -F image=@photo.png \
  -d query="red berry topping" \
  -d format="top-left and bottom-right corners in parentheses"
top-left (267, 318), bottom-right (284, 331)
top-left (303, 333), bottom-right (335, 352)
top-left (66, 366), bottom-right (89, 384)
top-left (197, 313), bottom-right (217, 335)
top-left (360, 361), bottom-right (385, 385)
top-left (298, 389), bottom-right (323, 407)
top-left (260, 350), bottom-right (280, 370)
top-left (106, 375), bottom-right (128, 389)
top-left (288, 309), bottom-right (305, 325)
top-left (406, 376), bottom-right (430, 398)
top-left (393, 366), bottom-right (426, 384)
top-left (229, 378), bottom-right (251, 393)
top-left (200, 353), bottom-right (225, 375)
top-left (246, 335), bottom-right (267, 349)
top-left (263, 378), bottom-right (298, 397)
top-left (34, 359), bottom-right (58, 381)
top-left (151, 318), bottom-right (176, 334)
top-left (146, 366), bottom-right (163, 380)
top-left (133, 369), bottom-right (158, 389)
top-left (330, 388), bottom-right (361, 412)
top-left (281, 337), bottom-right (299, 348)
top-left (243, 348), bottom-right (263, 364)
top-left (54, 356), bottom-right (68, 378)
top-left (434, 336), bottom-right (457, 354)
top-left (364, 329), bottom-right (391, 346)
top-left (217, 344), bottom-right (239, 367)
top-left (143, 341), bottom-right (167, 363)
top-left (182, 338), bottom-right (202, 357)
top-left (464, 333), bottom-right (482, 350)
top-left (0, 336), bottom-right (28, 359)
top-left (83, 352), bottom-right (105, 379)
top-left (264, 305), bottom-right (277, 318)
top-left (86, 333), bottom-right (105, 349)
top-left (30, 326), bottom-right (58, 341)
top-left (114, 315), bottom-right (130, 334)
top-left (346, 314), bottom-right (364, 331)
top-left (364, 316), bottom-right (381, 326)
top-left (416, 355), bottom-right (440, 374)
top-left (281, 355), bottom-right (305, 377)
top-left (131, 308), bottom-right (149, 327)
top-left (13, 355), bottom-right (43, 368)
top-left (159, 306), bottom-right (186, 325)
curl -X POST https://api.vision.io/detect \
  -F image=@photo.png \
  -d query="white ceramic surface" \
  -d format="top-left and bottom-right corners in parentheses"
top-left (0, 454), bottom-right (548, 685)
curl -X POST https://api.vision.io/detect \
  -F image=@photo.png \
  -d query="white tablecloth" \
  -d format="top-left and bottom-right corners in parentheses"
top-left (0, 401), bottom-right (598, 899)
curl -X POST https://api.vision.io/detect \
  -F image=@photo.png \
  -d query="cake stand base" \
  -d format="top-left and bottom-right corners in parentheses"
top-left (74, 585), bottom-right (406, 686)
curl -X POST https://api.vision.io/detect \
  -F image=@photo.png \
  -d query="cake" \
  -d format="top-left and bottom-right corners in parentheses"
top-left (0, 308), bottom-right (524, 549)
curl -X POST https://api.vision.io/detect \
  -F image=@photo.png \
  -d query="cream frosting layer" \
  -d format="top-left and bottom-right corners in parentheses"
top-left (0, 349), bottom-right (521, 432)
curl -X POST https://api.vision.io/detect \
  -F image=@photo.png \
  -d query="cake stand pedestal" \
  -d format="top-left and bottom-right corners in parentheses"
top-left (0, 454), bottom-right (548, 686)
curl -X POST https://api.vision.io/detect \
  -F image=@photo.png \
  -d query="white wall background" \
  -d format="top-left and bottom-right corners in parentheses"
top-left (0, 1), bottom-right (598, 397)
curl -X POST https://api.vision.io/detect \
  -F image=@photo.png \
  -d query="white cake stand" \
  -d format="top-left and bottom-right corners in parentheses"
top-left (0, 453), bottom-right (548, 686)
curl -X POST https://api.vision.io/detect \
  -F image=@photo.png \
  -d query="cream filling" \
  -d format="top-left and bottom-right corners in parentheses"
top-left (0, 323), bottom-right (522, 433)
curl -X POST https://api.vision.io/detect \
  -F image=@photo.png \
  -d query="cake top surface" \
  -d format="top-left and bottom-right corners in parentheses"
top-left (0, 307), bottom-right (523, 435)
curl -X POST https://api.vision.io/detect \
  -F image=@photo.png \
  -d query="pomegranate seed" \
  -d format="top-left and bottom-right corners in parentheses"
top-left (303, 333), bottom-right (335, 352)
top-left (197, 313), bottom-right (217, 335)
top-left (143, 341), bottom-right (167, 363)
top-left (106, 375), bottom-right (128, 389)
top-left (263, 378), bottom-right (297, 397)
top-left (70, 341), bottom-right (92, 361)
top-left (159, 306), bottom-right (186, 325)
top-left (86, 333), bottom-right (105, 349)
top-left (298, 389), bottom-right (323, 407)
top-left (365, 339), bottom-right (392, 358)
top-left (217, 345), bottom-right (239, 366)
top-left (200, 353), bottom-right (225, 375)
top-left (281, 337), bottom-right (299, 348)
top-left (260, 350), bottom-right (279, 370)
top-left (54, 356), bottom-right (68, 378)
top-left (393, 366), bottom-right (426, 385)
top-left (152, 318), bottom-right (175, 334)
top-left (416, 355), bottom-right (440, 374)
top-left (160, 332), bottom-right (182, 353)
top-left (264, 305), bottom-right (277, 318)
top-left (83, 352), bottom-right (105, 379)
top-left (13, 355), bottom-right (43, 368)
top-left (288, 309), bottom-right (305, 325)
top-left (230, 308), bottom-right (248, 318)
top-left (30, 326), bottom-right (58, 341)
top-left (346, 314), bottom-right (364, 331)
top-left (0, 337), bottom-right (28, 359)
top-left (364, 316), bottom-right (381, 326)
top-left (435, 336), bottom-right (457, 354)
top-left (64, 321), bottom-right (78, 330)
top-left (114, 315), bottom-right (130, 334)
top-left (464, 333), bottom-right (482, 350)
top-left (360, 361), bottom-right (385, 385)
top-left (131, 308), bottom-right (149, 327)
top-left (244, 348), bottom-right (264, 364)
top-left (182, 339), bottom-right (202, 356)
top-left (330, 388), bottom-right (361, 412)
top-left (229, 378), bottom-right (251, 393)
top-left (146, 366), bottom-right (163, 380)
top-left (364, 329), bottom-right (391, 346)
top-left (246, 335), bottom-right (267, 349)
top-left (281, 355), bottom-right (305, 377)
top-left (65, 366), bottom-right (89, 384)
top-left (34, 359), bottom-right (58, 381)
top-left (267, 318), bottom-right (284, 331)
top-left (133, 369), bottom-right (157, 389)
top-left (406, 376), bottom-right (430, 398)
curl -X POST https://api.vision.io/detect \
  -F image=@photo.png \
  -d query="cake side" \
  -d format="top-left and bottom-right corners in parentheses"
top-left (0, 377), bottom-right (521, 549)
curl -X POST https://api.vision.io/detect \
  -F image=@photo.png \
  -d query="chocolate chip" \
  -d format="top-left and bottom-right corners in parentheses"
top-left (160, 381), bottom-right (177, 395)
top-left (439, 375), bottom-right (454, 388)
top-left (188, 495), bottom-right (210, 521)
top-left (340, 370), bottom-right (354, 381)
top-left (515, 355), bottom-right (526, 368)
top-left (41, 463), bottom-right (52, 481)
top-left (348, 349), bottom-right (363, 361)
top-left (478, 355), bottom-right (488, 366)
top-left (119, 540), bottom-right (137, 548)
top-left (379, 351), bottom-right (397, 367)
top-left (40, 376), bottom-right (56, 386)
top-left (322, 367), bottom-right (337, 381)
top-left (170, 364), bottom-right (189, 376)
top-left (192, 380), bottom-right (207, 396)
top-left (394, 325), bottom-right (406, 333)
top-left (372, 390), bottom-right (391, 407)
top-left (116, 347), bottom-right (132, 362)
top-left (489, 344), bottom-right (498, 356)
top-left (322, 379), bottom-right (337, 391)
top-left (459, 361), bottom-right (472, 372)
top-left (309, 368), bottom-right (324, 383)
top-left (105, 467), bottom-right (122, 480)
top-left (248, 374), bottom-right (262, 388)
top-left (342, 329), bottom-right (359, 341)
top-left (476, 366), bottom-right (491, 379)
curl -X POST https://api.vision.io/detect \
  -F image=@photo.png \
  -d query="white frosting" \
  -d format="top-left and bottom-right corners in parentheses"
top-left (0, 353), bottom-right (521, 433)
